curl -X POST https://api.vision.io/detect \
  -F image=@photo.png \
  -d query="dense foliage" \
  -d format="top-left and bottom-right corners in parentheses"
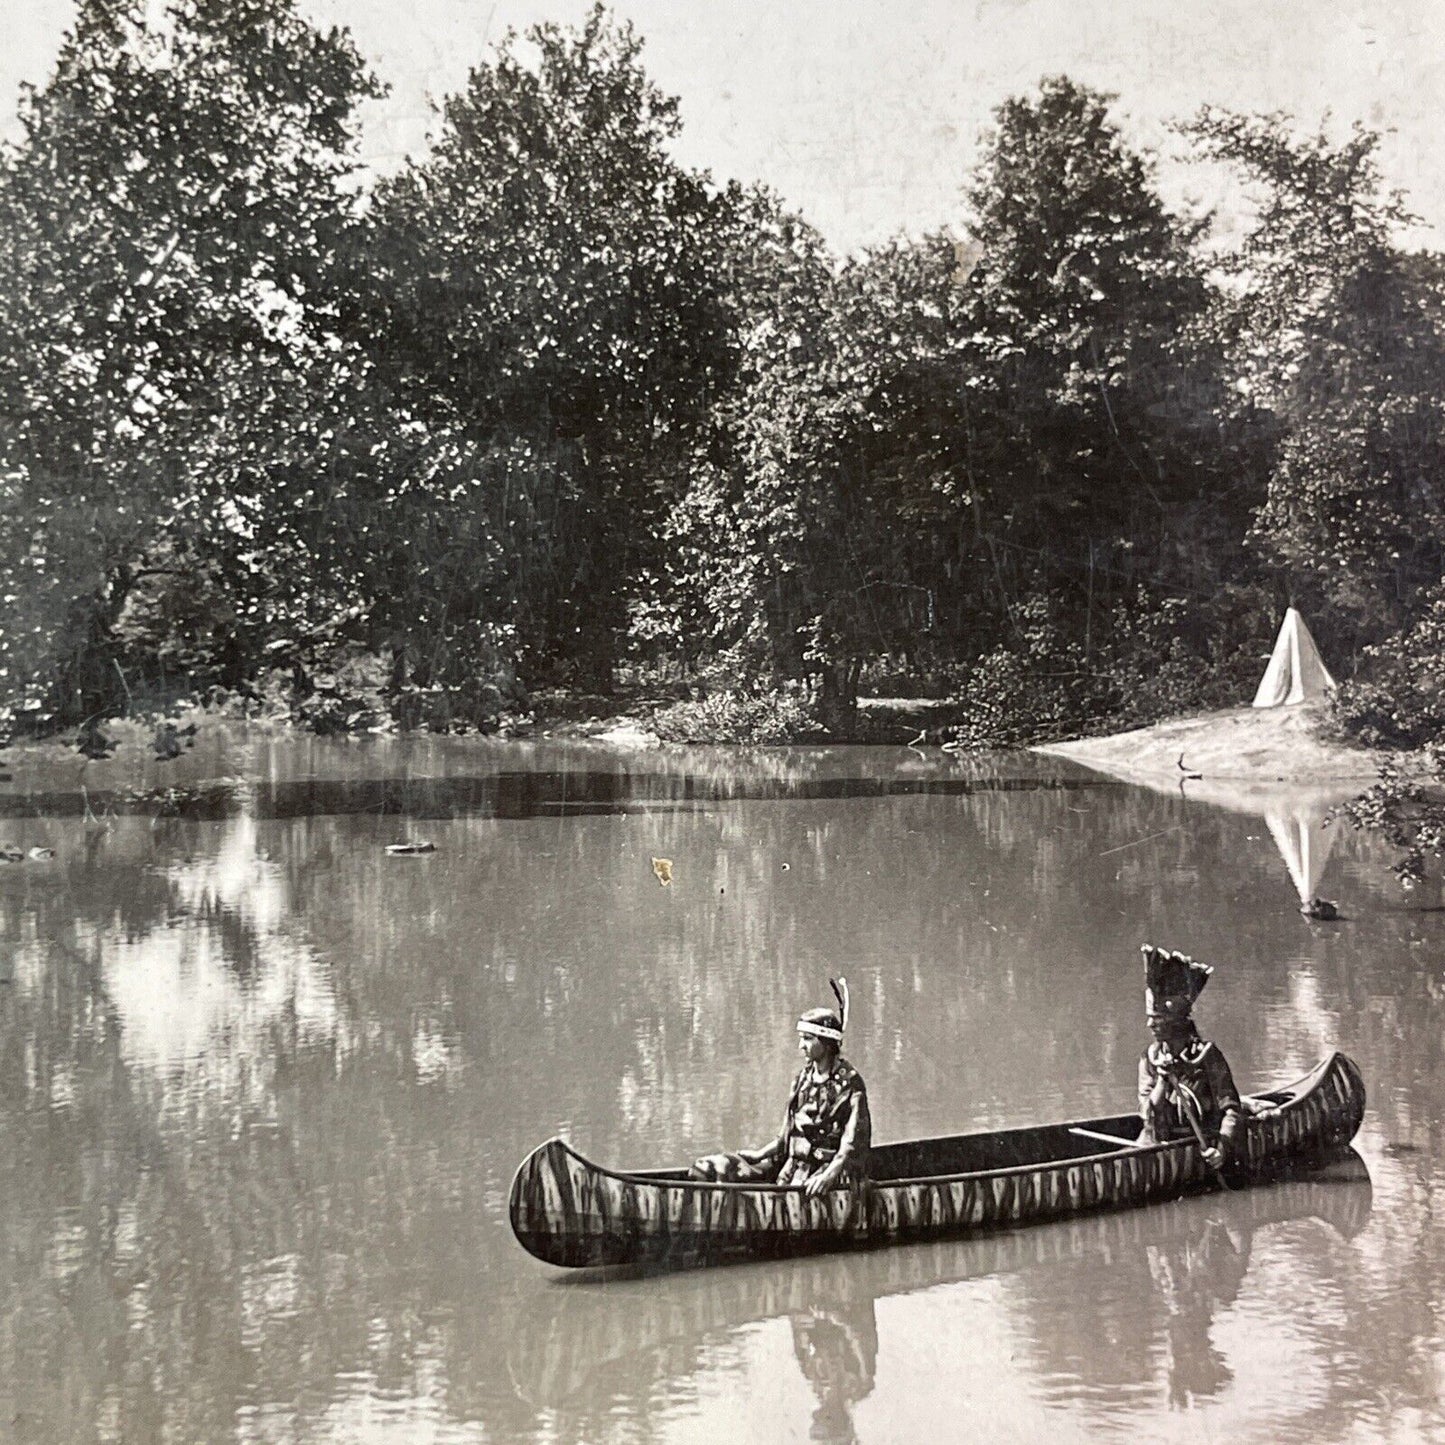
top-left (4, 5), bottom-right (1445, 756)
top-left (0, 0), bottom-right (383, 729)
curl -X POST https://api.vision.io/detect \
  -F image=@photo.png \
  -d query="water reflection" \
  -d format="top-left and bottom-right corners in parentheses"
top-left (1150, 1218), bottom-right (1247, 1406)
top-left (509, 1161), bottom-right (1371, 1443)
top-left (1123, 772), bottom-right (1362, 914)
top-left (0, 737), bottom-right (1441, 1442)
top-left (1, 756), bottom-right (1116, 822)
top-left (792, 1299), bottom-right (878, 1444)
top-left (101, 814), bottom-right (346, 1101)
top-left (1014, 1161), bottom-right (1372, 1419)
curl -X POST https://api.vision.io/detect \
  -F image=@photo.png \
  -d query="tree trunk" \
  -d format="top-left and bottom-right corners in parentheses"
top-left (818, 658), bottom-right (860, 734)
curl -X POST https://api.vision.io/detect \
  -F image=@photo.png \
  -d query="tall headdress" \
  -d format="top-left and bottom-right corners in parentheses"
top-left (1142, 945), bottom-right (1212, 1008)
top-left (796, 977), bottom-right (850, 1043)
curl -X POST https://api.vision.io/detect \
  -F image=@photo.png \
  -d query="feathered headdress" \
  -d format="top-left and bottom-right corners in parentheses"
top-left (796, 977), bottom-right (850, 1042)
top-left (1141, 944), bottom-right (1212, 1006)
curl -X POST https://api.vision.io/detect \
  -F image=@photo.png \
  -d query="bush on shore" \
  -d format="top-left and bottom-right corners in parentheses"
top-left (650, 687), bottom-right (822, 745)
top-left (943, 591), bottom-right (1260, 750)
top-left (1329, 592), bottom-right (1445, 749)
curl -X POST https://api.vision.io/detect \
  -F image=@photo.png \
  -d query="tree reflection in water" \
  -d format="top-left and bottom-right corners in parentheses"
top-left (0, 734), bottom-right (1439, 1442)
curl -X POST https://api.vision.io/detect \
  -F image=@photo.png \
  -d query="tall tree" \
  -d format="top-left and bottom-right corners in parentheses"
top-left (961, 78), bottom-right (1241, 637)
top-left (370, 5), bottom-right (737, 692)
top-left (659, 78), bottom-right (1249, 720)
top-left (652, 194), bottom-right (980, 717)
top-left (1187, 109), bottom-right (1445, 647)
top-left (0, 0), bottom-right (381, 730)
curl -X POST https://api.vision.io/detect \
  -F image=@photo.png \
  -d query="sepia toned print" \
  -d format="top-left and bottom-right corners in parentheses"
top-left (3, 3), bottom-right (1444, 1443)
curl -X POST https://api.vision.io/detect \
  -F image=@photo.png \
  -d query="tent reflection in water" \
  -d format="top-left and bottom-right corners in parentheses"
top-left (1264, 802), bottom-right (1339, 909)
top-left (1252, 607), bottom-right (1336, 708)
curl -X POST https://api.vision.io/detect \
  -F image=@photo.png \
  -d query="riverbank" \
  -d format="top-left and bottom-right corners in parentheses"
top-left (536, 693), bottom-right (962, 747)
top-left (0, 693), bottom-right (1392, 776)
top-left (1032, 702), bottom-right (1387, 785)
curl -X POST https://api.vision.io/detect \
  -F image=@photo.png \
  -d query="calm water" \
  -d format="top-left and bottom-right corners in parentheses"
top-left (0, 729), bottom-right (1441, 1444)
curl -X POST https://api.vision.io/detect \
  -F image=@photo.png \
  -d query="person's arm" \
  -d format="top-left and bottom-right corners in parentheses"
top-left (1139, 1054), bottom-right (1167, 1142)
top-left (740, 1077), bottom-right (800, 1166)
top-left (1206, 1048), bottom-right (1243, 1163)
top-left (738, 1134), bottom-right (783, 1168)
top-left (802, 1085), bottom-right (868, 1197)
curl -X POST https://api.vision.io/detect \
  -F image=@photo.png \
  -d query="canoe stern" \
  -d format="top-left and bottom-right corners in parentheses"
top-left (1243, 1051), bottom-right (1367, 1172)
top-left (509, 1137), bottom-right (871, 1267)
top-left (510, 1138), bottom-right (605, 1269)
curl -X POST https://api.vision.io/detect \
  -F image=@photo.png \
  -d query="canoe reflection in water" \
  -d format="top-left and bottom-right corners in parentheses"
top-left (1002, 1150), bottom-right (1372, 1420)
top-left (508, 1154), bottom-right (1370, 1441)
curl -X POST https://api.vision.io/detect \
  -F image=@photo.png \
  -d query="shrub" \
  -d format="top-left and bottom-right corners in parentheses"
top-left (945, 589), bottom-right (1261, 750)
top-left (651, 686), bottom-right (821, 744)
top-left (1330, 590), bottom-right (1445, 748)
top-left (1343, 743), bottom-right (1445, 888)
top-left (949, 645), bottom-right (1082, 750)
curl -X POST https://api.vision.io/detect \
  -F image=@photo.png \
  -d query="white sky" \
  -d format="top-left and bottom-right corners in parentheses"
top-left (6, 0), bottom-right (1445, 253)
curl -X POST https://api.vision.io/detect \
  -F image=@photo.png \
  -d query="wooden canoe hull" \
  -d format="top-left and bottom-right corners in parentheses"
top-left (511, 1152), bottom-right (1371, 1404)
top-left (510, 1052), bottom-right (1365, 1269)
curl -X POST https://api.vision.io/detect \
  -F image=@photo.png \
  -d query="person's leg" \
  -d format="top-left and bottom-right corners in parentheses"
top-left (689, 1152), bottom-right (776, 1182)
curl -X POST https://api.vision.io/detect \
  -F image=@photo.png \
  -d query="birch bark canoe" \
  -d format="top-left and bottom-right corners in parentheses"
top-left (509, 1151), bottom-right (1370, 1407)
top-left (510, 1052), bottom-right (1365, 1269)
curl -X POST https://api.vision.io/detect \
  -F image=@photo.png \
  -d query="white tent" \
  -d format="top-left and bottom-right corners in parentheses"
top-left (1252, 608), bottom-right (1336, 708)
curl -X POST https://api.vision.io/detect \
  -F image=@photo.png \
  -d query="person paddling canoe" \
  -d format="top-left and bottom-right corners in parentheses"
top-left (691, 980), bottom-right (871, 1198)
top-left (1138, 945), bottom-right (1243, 1170)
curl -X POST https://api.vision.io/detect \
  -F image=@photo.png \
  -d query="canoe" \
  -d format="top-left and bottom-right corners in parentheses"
top-left (509, 1151), bottom-right (1371, 1408)
top-left (510, 1052), bottom-right (1365, 1269)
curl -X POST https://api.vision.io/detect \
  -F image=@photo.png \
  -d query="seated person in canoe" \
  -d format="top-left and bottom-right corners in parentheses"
top-left (1138, 945), bottom-right (1243, 1169)
top-left (691, 979), bottom-right (871, 1197)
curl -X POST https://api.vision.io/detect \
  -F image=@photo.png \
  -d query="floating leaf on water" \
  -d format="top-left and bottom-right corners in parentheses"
top-left (651, 856), bottom-right (673, 886)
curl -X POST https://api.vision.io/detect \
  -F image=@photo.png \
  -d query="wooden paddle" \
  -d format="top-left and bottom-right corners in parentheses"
top-left (1068, 1126), bottom-right (1138, 1150)
top-left (1174, 1085), bottom-right (1238, 1189)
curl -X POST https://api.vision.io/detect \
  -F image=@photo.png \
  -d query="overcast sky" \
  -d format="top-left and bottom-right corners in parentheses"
top-left (6, 0), bottom-right (1444, 253)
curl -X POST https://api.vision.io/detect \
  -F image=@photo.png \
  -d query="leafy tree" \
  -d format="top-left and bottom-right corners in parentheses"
top-left (1343, 743), bottom-right (1445, 890)
top-left (369, 5), bottom-right (737, 693)
top-left (1328, 579), bottom-right (1445, 752)
top-left (0, 0), bottom-right (382, 730)
top-left (658, 78), bottom-right (1254, 730)
top-left (960, 77), bottom-right (1245, 635)
top-left (654, 205), bottom-right (979, 720)
top-left (1187, 109), bottom-right (1445, 647)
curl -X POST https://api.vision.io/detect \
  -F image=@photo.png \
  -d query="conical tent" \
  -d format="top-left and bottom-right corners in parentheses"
top-left (1252, 608), bottom-right (1336, 708)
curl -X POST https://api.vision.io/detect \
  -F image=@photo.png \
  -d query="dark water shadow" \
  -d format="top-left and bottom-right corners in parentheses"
top-left (0, 769), bottom-right (1121, 822)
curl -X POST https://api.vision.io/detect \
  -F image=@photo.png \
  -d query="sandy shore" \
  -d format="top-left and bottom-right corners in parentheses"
top-left (1032, 704), bottom-right (1385, 786)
